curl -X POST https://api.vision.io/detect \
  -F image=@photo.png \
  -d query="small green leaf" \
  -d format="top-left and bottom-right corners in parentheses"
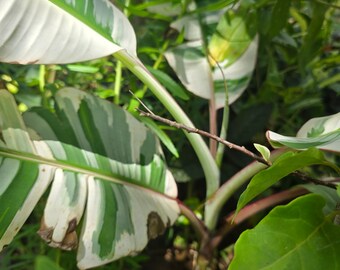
top-left (236, 148), bottom-right (339, 213)
top-left (35, 256), bottom-right (64, 270)
top-left (147, 66), bottom-right (190, 101)
top-left (253, 143), bottom-right (270, 162)
top-left (230, 194), bottom-right (340, 270)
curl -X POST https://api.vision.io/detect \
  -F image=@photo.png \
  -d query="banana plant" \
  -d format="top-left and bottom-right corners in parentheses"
top-left (0, 88), bottom-right (179, 268)
top-left (1, 1), bottom-right (340, 269)
top-left (0, 0), bottom-right (220, 207)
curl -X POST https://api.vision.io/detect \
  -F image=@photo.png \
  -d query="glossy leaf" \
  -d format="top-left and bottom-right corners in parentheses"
top-left (0, 89), bottom-right (179, 268)
top-left (0, 0), bottom-right (136, 64)
top-left (230, 194), bottom-right (340, 270)
top-left (236, 148), bottom-right (339, 213)
top-left (267, 112), bottom-right (340, 152)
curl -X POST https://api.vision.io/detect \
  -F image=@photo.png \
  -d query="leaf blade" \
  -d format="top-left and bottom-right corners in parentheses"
top-left (230, 194), bottom-right (340, 270)
top-left (236, 148), bottom-right (339, 213)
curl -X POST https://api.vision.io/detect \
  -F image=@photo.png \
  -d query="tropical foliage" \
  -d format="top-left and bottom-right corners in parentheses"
top-left (0, 0), bottom-right (339, 269)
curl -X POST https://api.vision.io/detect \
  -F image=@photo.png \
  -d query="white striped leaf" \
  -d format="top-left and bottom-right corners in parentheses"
top-left (267, 112), bottom-right (340, 153)
top-left (0, 0), bottom-right (136, 64)
top-left (164, 7), bottom-right (258, 109)
top-left (0, 89), bottom-right (179, 268)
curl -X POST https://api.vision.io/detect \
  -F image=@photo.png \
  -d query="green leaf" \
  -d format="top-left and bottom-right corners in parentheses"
top-left (208, 9), bottom-right (257, 66)
top-left (137, 116), bottom-right (180, 158)
top-left (147, 66), bottom-right (190, 100)
top-left (236, 148), bottom-right (339, 213)
top-left (302, 184), bottom-right (340, 214)
top-left (265, 0), bottom-right (291, 39)
top-left (165, 30), bottom-right (258, 108)
top-left (299, 1), bottom-right (329, 67)
top-left (0, 0), bottom-right (136, 64)
top-left (35, 256), bottom-right (64, 270)
top-left (230, 194), bottom-right (340, 270)
top-left (253, 143), bottom-right (270, 162)
top-left (0, 89), bottom-right (179, 268)
top-left (267, 112), bottom-right (340, 152)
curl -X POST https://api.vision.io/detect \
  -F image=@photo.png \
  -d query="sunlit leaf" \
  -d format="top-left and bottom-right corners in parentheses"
top-left (253, 143), bottom-right (270, 162)
top-left (230, 194), bottom-right (340, 270)
top-left (0, 0), bottom-right (136, 64)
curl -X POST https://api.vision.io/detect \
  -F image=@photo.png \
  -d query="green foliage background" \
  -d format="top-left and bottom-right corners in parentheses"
top-left (0, 0), bottom-right (339, 269)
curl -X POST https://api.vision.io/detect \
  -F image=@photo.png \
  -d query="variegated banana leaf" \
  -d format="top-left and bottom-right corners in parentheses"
top-left (267, 112), bottom-right (340, 153)
top-left (0, 89), bottom-right (179, 269)
top-left (163, 5), bottom-right (258, 109)
top-left (0, 0), bottom-right (136, 64)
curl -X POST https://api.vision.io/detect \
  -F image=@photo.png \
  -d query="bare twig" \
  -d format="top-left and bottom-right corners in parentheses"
top-left (137, 108), bottom-right (271, 166)
top-left (136, 106), bottom-right (336, 190)
top-left (293, 171), bottom-right (337, 189)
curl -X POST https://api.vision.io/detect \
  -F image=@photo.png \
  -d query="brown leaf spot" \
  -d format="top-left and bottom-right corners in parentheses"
top-left (147, 212), bottom-right (166, 240)
top-left (37, 217), bottom-right (78, 251)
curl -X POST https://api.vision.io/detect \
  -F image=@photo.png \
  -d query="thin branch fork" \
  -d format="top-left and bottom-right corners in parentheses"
top-left (137, 108), bottom-right (271, 166)
top-left (135, 102), bottom-right (336, 189)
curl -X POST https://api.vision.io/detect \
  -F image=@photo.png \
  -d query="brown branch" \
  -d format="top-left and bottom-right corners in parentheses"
top-left (293, 171), bottom-right (337, 189)
top-left (136, 106), bottom-right (337, 190)
top-left (137, 108), bottom-right (271, 166)
top-left (209, 187), bottom-right (309, 249)
top-left (178, 201), bottom-right (210, 243)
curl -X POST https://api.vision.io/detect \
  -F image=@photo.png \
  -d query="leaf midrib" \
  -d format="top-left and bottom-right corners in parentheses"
top-left (0, 146), bottom-right (174, 200)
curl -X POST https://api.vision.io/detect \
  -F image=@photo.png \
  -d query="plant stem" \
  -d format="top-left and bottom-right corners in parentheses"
top-left (113, 60), bottom-right (123, 104)
top-left (213, 59), bottom-right (229, 168)
top-left (114, 50), bottom-right (220, 210)
top-left (137, 109), bottom-right (270, 166)
top-left (178, 201), bottom-right (209, 242)
top-left (210, 187), bottom-right (308, 248)
top-left (127, 39), bottom-right (170, 112)
top-left (215, 102), bottom-right (229, 167)
top-left (204, 149), bottom-right (286, 229)
top-left (113, 0), bottom-right (130, 105)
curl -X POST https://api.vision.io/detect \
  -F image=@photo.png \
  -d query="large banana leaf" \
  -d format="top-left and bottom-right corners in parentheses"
top-left (0, 89), bottom-right (179, 269)
top-left (0, 0), bottom-right (136, 64)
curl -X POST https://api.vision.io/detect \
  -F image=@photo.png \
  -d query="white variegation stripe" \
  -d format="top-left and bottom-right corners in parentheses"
top-left (3, 129), bottom-right (36, 153)
top-left (77, 177), bottom-right (105, 267)
top-left (0, 163), bottom-right (55, 250)
top-left (77, 183), bottom-right (179, 269)
top-left (0, 0), bottom-right (130, 64)
top-left (42, 170), bottom-right (88, 244)
top-left (0, 159), bottom-right (20, 196)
